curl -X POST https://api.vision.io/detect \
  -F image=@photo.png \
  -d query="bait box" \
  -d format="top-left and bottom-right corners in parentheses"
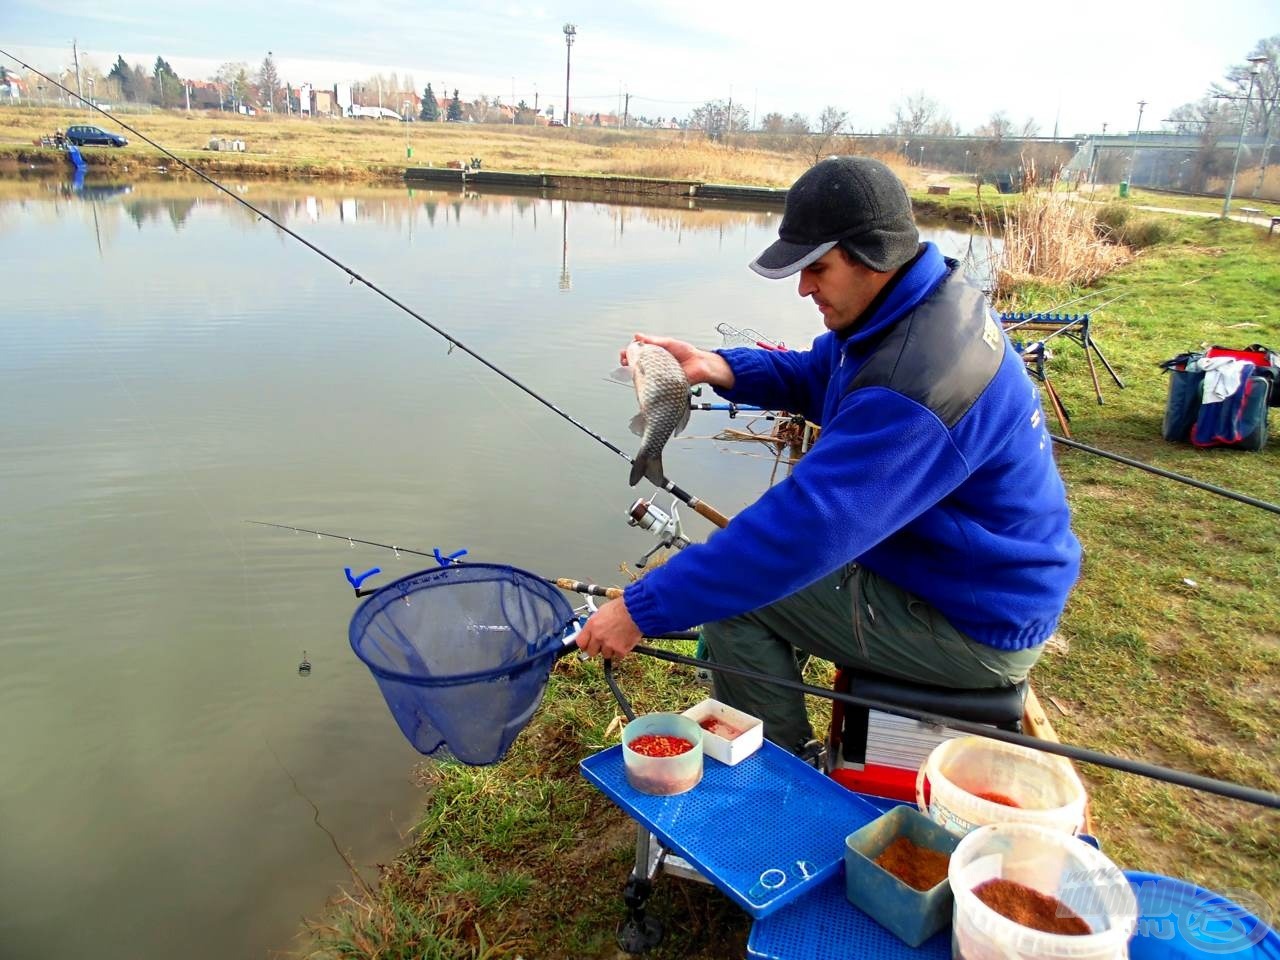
top-left (682, 698), bottom-right (763, 766)
top-left (621, 712), bottom-right (704, 796)
top-left (844, 805), bottom-right (960, 947)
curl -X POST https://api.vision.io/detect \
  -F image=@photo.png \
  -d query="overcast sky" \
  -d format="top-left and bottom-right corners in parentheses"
top-left (3, 1), bottom-right (1276, 134)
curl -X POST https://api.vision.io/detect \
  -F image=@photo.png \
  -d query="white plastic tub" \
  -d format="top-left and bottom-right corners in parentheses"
top-left (949, 822), bottom-right (1137, 960)
top-left (621, 712), bottom-right (703, 795)
top-left (682, 698), bottom-right (763, 766)
top-left (917, 736), bottom-right (1086, 837)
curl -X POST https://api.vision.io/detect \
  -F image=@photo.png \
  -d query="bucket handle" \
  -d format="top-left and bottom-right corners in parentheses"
top-left (916, 764), bottom-right (930, 815)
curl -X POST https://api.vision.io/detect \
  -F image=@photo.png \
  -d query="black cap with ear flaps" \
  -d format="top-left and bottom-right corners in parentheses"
top-left (750, 156), bottom-right (920, 278)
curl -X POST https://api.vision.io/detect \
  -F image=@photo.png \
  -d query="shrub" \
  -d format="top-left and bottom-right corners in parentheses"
top-left (1117, 217), bottom-right (1173, 248)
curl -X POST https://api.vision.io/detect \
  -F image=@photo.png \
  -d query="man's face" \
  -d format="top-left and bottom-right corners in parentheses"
top-left (796, 248), bottom-right (892, 333)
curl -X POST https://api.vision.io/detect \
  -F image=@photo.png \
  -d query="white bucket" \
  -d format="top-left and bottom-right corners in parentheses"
top-left (916, 736), bottom-right (1086, 837)
top-left (949, 822), bottom-right (1137, 960)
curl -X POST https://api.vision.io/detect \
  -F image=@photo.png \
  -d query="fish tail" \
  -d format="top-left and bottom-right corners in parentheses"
top-left (629, 454), bottom-right (665, 487)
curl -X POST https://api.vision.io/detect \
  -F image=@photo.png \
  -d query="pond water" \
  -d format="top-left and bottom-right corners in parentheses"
top-left (0, 175), bottom-right (990, 960)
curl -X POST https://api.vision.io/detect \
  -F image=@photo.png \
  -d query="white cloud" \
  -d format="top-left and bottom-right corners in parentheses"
top-left (6, 0), bottom-right (1276, 133)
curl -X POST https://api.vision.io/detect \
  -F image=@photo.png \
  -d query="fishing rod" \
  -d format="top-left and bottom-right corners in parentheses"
top-left (4, 51), bottom-right (729, 532)
top-left (260, 522), bottom-right (1279, 808)
top-left (631, 644), bottom-right (1280, 811)
top-left (247, 520), bottom-right (635, 602)
top-left (247, 519), bottom-right (700, 631)
top-left (1051, 435), bottom-right (1280, 516)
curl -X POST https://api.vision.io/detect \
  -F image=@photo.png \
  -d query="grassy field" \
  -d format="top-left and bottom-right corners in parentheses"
top-left (0, 105), bottom-right (860, 187)
top-left (292, 197), bottom-right (1280, 959)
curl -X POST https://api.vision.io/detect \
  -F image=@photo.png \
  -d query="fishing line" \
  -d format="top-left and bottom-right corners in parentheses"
top-left (2, 51), bottom-right (731, 525)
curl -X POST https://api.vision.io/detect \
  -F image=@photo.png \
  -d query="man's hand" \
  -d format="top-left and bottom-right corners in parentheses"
top-left (621, 333), bottom-right (735, 390)
top-left (576, 596), bottom-right (643, 660)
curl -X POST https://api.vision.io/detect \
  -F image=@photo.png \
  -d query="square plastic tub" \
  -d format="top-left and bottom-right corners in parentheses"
top-left (682, 698), bottom-right (764, 766)
top-left (844, 804), bottom-right (960, 947)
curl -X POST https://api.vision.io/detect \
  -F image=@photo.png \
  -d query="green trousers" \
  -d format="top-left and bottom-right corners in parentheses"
top-left (700, 562), bottom-right (1044, 751)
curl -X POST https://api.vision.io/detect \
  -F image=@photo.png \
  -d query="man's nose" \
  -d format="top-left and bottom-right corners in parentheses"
top-left (797, 272), bottom-right (816, 297)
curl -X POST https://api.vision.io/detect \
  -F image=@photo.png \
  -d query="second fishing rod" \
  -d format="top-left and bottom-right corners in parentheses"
top-left (0, 52), bottom-right (730, 532)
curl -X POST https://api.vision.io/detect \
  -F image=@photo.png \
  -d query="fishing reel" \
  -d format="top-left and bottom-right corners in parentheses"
top-left (627, 496), bottom-right (691, 568)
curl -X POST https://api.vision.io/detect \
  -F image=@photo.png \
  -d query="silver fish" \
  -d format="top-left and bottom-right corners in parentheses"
top-left (615, 341), bottom-right (691, 487)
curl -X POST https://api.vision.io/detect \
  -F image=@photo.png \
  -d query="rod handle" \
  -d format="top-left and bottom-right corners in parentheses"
top-left (689, 500), bottom-right (730, 529)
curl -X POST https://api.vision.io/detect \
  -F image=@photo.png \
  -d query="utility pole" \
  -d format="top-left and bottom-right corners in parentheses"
top-left (563, 23), bottom-right (576, 126)
top-left (726, 87), bottom-right (733, 136)
top-left (623, 89), bottom-right (630, 129)
top-left (71, 38), bottom-right (83, 103)
top-left (1125, 99), bottom-right (1146, 188)
top-left (1224, 57), bottom-right (1270, 218)
top-left (185, 80), bottom-right (190, 111)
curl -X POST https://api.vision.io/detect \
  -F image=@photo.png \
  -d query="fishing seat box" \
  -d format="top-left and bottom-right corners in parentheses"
top-left (826, 668), bottom-right (1027, 802)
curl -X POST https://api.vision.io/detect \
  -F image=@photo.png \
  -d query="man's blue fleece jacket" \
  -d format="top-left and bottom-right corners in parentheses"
top-left (623, 242), bottom-right (1081, 652)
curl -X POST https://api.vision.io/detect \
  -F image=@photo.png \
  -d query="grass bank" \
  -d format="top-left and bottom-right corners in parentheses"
top-left (0, 106), bottom-right (846, 188)
top-left (297, 202), bottom-right (1279, 959)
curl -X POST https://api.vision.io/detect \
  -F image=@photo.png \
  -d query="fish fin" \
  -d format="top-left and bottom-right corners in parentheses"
top-left (644, 455), bottom-right (665, 486)
top-left (608, 365), bottom-right (634, 384)
top-left (629, 457), bottom-right (648, 487)
top-left (628, 411), bottom-right (647, 437)
top-left (628, 454), bottom-right (664, 487)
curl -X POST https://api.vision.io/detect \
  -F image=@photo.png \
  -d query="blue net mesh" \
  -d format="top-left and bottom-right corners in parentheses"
top-left (348, 563), bottom-right (576, 764)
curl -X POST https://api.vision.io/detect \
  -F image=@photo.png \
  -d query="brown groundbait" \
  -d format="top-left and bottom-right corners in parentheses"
top-left (972, 879), bottom-right (1092, 935)
top-left (874, 836), bottom-right (950, 891)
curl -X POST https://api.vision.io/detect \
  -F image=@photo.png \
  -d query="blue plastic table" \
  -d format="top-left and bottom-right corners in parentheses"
top-left (580, 741), bottom-right (882, 918)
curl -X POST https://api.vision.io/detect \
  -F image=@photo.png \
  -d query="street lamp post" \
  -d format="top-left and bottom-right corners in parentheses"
top-left (1223, 56), bottom-right (1270, 218)
top-left (563, 23), bottom-right (576, 127)
top-left (268, 51), bottom-right (275, 113)
top-left (1125, 100), bottom-right (1146, 191)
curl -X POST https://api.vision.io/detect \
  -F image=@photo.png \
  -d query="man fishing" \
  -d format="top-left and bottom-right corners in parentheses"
top-left (577, 155), bottom-right (1082, 753)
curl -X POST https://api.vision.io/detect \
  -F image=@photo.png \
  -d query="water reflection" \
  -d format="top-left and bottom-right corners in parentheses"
top-left (0, 175), bottom-right (998, 960)
top-left (40, 177), bottom-right (993, 275)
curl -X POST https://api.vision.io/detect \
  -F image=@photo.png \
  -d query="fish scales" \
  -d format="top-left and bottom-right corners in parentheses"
top-left (627, 342), bottom-right (691, 487)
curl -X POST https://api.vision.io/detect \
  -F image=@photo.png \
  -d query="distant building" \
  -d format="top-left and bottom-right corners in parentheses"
top-left (187, 80), bottom-right (222, 110)
top-left (334, 82), bottom-right (352, 114)
top-left (311, 88), bottom-right (334, 116)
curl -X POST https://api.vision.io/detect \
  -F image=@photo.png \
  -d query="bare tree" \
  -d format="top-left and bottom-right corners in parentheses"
top-left (784, 113), bottom-right (810, 134)
top-left (886, 91), bottom-right (942, 136)
top-left (687, 99), bottom-right (749, 139)
top-left (975, 111), bottom-right (1013, 140)
top-left (809, 106), bottom-right (848, 163)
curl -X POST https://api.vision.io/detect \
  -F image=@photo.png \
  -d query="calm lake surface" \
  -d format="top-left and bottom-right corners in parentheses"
top-left (0, 175), bottom-right (988, 960)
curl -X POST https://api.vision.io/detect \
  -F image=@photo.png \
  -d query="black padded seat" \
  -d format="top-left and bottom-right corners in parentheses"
top-left (833, 669), bottom-right (1027, 766)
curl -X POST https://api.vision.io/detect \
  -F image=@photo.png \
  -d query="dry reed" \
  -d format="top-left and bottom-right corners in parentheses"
top-left (984, 169), bottom-right (1133, 301)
